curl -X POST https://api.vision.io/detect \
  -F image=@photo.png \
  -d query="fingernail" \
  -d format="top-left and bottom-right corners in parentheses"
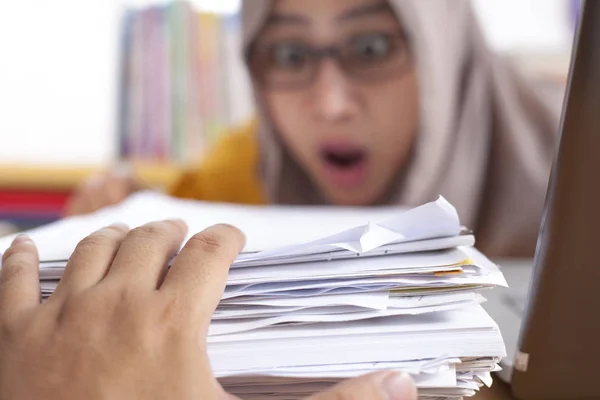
top-left (12, 234), bottom-right (32, 245)
top-left (382, 372), bottom-right (417, 400)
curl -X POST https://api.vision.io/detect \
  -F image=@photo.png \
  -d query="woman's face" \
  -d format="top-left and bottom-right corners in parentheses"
top-left (253, 0), bottom-right (419, 206)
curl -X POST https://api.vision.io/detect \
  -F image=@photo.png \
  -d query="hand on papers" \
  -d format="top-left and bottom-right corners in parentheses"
top-left (0, 220), bottom-right (417, 400)
top-left (64, 168), bottom-right (139, 217)
top-left (0, 220), bottom-right (242, 399)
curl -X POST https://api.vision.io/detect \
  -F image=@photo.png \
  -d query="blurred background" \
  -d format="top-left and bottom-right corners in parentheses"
top-left (0, 0), bottom-right (578, 234)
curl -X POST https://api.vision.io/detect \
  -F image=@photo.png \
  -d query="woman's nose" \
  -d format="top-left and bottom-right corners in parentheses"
top-left (309, 60), bottom-right (359, 122)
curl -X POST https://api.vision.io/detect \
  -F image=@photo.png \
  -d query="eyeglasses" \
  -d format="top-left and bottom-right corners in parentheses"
top-left (247, 31), bottom-right (412, 91)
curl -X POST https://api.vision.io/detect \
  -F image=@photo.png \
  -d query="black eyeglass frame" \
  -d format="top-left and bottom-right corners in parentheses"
top-left (245, 30), bottom-right (414, 91)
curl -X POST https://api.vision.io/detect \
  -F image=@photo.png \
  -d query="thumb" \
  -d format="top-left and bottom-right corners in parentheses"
top-left (306, 371), bottom-right (417, 400)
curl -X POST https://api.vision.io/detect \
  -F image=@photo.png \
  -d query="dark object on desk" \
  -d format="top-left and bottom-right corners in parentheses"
top-left (514, 0), bottom-right (600, 398)
top-left (486, 1), bottom-right (600, 399)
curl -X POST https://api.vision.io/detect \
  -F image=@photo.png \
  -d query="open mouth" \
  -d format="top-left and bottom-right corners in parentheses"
top-left (322, 149), bottom-right (366, 169)
top-left (320, 145), bottom-right (369, 188)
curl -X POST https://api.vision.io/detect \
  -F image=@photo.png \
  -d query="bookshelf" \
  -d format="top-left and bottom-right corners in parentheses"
top-left (0, 1), bottom-right (252, 231)
top-left (117, 1), bottom-right (254, 164)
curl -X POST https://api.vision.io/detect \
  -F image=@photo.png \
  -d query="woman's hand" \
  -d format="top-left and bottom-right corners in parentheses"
top-left (0, 221), bottom-right (416, 400)
top-left (64, 168), bottom-right (139, 216)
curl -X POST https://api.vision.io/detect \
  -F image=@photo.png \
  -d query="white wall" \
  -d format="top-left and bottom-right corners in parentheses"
top-left (0, 0), bottom-right (575, 166)
top-left (0, 0), bottom-right (239, 166)
top-left (0, 1), bottom-right (121, 165)
top-left (471, 0), bottom-right (575, 54)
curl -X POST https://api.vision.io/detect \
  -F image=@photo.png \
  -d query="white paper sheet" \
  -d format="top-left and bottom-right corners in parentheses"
top-left (216, 357), bottom-right (462, 378)
top-left (213, 305), bottom-right (379, 320)
top-left (220, 255), bottom-right (506, 299)
top-left (221, 363), bottom-right (457, 388)
top-left (208, 301), bottom-right (482, 336)
top-left (205, 306), bottom-right (506, 372)
top-left (213, 292), bottom-right (484, 320)
top-left (226, 248), bottom-right (470, 285)
top-left (240, 195), bottom-right (461, 261)
top-left (233, 234), bottom-right (475, 268)
top-left (209, 305), bottom-right (500, 343)
top-left (221, 291), bottom-right (390, 309)
top-left (0, 191), bottom-right (461, 263)
top-left (0, 192), bottom-right (507, 398)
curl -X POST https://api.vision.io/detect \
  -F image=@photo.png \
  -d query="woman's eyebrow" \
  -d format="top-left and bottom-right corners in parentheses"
top-left (265, 13), bottom-right (310, 26)
top-left (337, 2), bottom-right (391, 22)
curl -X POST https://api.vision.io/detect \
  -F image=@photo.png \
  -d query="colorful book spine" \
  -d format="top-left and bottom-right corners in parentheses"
top-left (116, 2), bottom-right (252, 165)
top-left (117, 10), bottom-right (133, 159)
top-left (184, 5), bottom-right (204, 164)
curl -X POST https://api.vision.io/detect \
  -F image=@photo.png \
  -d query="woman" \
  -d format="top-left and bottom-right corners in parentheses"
top-left (66, 0), bottom-right (562, 258)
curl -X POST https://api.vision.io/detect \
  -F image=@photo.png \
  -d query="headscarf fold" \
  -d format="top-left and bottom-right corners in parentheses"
top-left (241, 0), bottom-right (562, 257)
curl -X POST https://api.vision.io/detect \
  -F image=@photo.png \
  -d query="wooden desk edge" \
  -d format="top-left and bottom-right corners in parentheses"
top-left (0, 163), bottom-right (183, 190)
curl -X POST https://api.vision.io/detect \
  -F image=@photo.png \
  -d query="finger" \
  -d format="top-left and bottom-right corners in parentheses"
top-left (86, 183), bottom-right (111, 213)
top-left (0, 235), bottom-right (40, 322)
top-left (160, 224), bottom-right (245, 326)
top-left (103, 220), bottom-right (188, 290)
top-left (63, 195), bottom-right (80, 217)
top-left (104, 175), bottom-right (134, 205)
top-left (306, 372), bottom-right (417, 400)
top-left (64, 185), bottom-right (93, 217)
top-left (51, 224), bottom-right (130, 300)
top-left (84, 173), bottom-right (125, 213)
top-left (64, 173), bottom-right (113, 217)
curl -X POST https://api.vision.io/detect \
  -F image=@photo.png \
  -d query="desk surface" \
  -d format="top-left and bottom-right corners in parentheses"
top-left (475, 379), bottom-right (514, 400)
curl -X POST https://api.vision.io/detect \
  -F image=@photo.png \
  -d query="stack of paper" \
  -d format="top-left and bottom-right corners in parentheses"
top-left (0, 191), bottom-right (507, 399)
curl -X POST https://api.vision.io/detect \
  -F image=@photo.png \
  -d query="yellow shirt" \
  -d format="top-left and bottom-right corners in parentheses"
top-left (168, 121), bottom-right (266, 205)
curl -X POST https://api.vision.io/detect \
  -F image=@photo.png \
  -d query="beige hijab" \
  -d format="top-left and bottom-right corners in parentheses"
top-left (241, 0), bottom-right (562, 258)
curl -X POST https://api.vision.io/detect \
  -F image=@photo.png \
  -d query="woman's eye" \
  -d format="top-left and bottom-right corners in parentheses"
top-left (351, 34), bottom-right (392, 60)
top-left (272, 43), bottom-right (308, 68)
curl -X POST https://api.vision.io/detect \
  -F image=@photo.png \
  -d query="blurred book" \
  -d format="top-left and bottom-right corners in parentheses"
top-left (117, 1), bottom-right (254, 165)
